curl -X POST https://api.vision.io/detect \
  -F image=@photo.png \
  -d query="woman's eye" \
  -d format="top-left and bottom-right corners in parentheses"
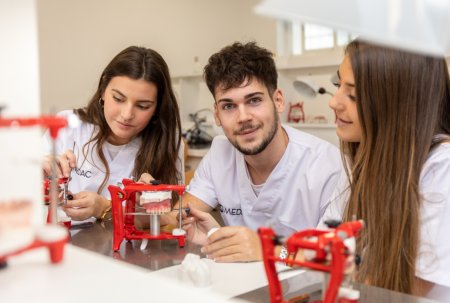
top-left (113, 96), bottom-right (123, 102)
top-left (137, 105), bottom-right (151, 110)
top-left (332, 82), bottom-right (341, 88)
top-left (348, 95), bottom-right (357, 102)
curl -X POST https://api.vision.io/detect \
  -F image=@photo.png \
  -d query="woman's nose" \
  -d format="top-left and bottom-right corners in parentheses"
top-left (328, 93), bottom-right (344, 111)
top-left (121, 103), bottom-right (135, 120)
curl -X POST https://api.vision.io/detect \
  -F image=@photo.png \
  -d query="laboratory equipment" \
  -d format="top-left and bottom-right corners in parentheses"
top-left (258, 220), bottom-right (364, 303)
top-left (44, 176), bottom-right (72, 228)
top-left (108, 178), bottom-right (187, 251)
top-left (0, 115), bottom-right (69, 267)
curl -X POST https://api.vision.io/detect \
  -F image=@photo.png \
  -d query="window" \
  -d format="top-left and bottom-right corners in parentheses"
top-left (303, 23), bottom-right (334, 51)
top-left (279, 20), bottom-right (354, 55)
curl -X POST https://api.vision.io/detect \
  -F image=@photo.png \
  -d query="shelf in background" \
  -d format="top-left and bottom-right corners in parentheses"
top-left (286, 122), bottom-right (336, 129)
top-left (187, 147), bottom-right (209, 158)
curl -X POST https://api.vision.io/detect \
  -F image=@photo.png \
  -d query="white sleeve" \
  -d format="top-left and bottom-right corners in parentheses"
top-left (42, 110), bottom-right (76, 156)
top-left (416, 144), bottom-right (450, 288)
top-left (317, 170), bottom-right (350, 229)
top-left (185, 144), bottom-right (218, 208)
top-left (176, 138), bottom-right (185, 184)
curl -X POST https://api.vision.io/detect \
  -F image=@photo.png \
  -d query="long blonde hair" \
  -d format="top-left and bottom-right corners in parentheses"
top-left (341, 40), bottom-right (450, 293)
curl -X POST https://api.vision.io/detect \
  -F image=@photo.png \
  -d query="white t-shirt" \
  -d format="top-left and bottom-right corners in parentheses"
top-left (43, 110), bottom-right (184, 199)
top-left (320, 142), bottom-right (450, 301)
top-left (187, 125), bottom-right (342, 236)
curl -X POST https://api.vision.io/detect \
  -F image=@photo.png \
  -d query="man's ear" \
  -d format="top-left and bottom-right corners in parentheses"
top-left (273, 89), bottom-right (285, 113)
top-left (213, 102), bottom-right (221, 126)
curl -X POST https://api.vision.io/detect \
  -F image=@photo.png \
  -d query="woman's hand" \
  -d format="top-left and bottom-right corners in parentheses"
top-left (63, 191), bottom-right (109, 221)
top-left (138, 172), bottom-right (155, 183)
top-left (43, 149), bottom-right (76, 178)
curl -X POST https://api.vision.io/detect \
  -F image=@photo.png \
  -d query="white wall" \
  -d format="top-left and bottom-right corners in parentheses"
top-left (0, 0), bottom-right (40, 115)
top-left (36, 1), bottom-right (341, 145)
top-left (37, 0), bottom-right (277, 113)
top-left (0, 0), bottom-right (43, 224)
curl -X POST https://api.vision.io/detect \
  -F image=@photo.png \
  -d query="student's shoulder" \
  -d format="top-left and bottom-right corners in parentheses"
top-left (425, 141), bottom-right (450, 168)
top-left (421, 141), bottom-right (450, 187)
top-left (283, 124), bottom-right (339, 153)
top-left (56, 109), bottom-right (75, 118)
top-left (210, 135), bottom-right (235, 152)
top-left (56, 109), bottom-right (93, 135)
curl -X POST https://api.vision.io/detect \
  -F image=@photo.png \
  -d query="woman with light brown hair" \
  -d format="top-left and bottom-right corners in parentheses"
top-left (323, 39), bottom-right (450, 300)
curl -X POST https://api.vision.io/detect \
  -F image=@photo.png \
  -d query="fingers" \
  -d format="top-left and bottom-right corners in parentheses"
top-left (202, 227), bottom-right (262, 262)
top-left (207, 225), bottom-right (239, 243)
top-left (62, 206), bottom-right (92, 221)
top-left (187, 205), bottom-right (211, 221)
top-left (42, 150), bottom-right (76, 178)
top-left (42, 155), bottom-right (55, 177)
top-left (65, 150), bottom-right (77, 169)
top-left (56, 150), bottom-right (77, 178)
top-left (160, 212), bottom-right (178, 226)
top-left (63, 191), bottom-right (99, 220)
top-left (138, 173), bottom-right (154, 183)
top-left (65, 193), bottom-right (91, 208)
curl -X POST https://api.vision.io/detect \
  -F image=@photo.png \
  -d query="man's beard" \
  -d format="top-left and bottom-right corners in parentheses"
top-left (230, 108), bottom-right (279, 156)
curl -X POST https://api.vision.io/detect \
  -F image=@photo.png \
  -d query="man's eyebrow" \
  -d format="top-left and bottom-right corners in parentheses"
top-left (217, 92), bottom-right (264, 103)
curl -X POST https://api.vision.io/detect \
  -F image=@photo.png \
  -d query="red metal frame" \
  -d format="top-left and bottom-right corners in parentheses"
top-left (0, 237), bottom-right (67, 266)
top-left (0, 115), bottom-right (69, 266)
top-left (259, 220), bottom-right (364, 303)
top-left (43, 177), bottom-right (70, 203)
top-left (108, 179), bottom-right (186, 251)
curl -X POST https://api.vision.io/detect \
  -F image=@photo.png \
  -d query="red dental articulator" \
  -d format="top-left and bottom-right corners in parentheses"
top-left (258, 220), bottom-right (364, 303)
top-left (108, 178), bottom-right (187, 251)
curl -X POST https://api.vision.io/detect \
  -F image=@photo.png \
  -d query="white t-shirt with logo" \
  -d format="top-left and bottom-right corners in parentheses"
top-left (43, 110), bottom-right (184, 199)
top-left (187, 125), bottom-right (342, 236)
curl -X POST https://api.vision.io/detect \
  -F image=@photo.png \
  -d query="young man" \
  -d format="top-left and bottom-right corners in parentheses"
top-left (144, 42), bottom-right (341, 262)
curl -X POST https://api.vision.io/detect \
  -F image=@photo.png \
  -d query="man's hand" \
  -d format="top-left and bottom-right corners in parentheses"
top-left (182, 205), bottom-right (220, 245)
top-left (201, 226), bottom-right (262, 263)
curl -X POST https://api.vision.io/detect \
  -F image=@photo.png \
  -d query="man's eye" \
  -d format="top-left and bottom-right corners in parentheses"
top-left (249, 97), bottom-right (262, 104)
top-left (222, 104), bottom-right (235, 110)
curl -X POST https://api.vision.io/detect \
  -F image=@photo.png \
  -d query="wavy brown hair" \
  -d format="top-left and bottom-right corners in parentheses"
top-left (74, 46), bottom-right (182, 194)
top-left (341, 40), bottom-right (450, 293)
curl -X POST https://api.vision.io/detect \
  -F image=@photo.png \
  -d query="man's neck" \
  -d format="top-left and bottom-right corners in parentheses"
top-left (245, 125), bottom-right (289, 185)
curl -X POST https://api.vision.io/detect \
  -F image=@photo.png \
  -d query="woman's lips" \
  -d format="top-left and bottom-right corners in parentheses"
top-left (336, 117), bottom-right (352, 126)
top-left (116, 121), bottom-right (134, 129)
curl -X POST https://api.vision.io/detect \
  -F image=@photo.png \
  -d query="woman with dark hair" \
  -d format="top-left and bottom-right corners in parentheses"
top-left (43, 46), bottom-right (183, 222)
top-left (323, 39), bottom-right (450, 300)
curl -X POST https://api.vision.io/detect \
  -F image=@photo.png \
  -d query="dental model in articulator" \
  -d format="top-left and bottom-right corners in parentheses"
top-left (0, 115), bottom-right (69, 269)
top-left (44, 176), bottom-right (72, 228)
top-left (108, 179), bottom-right (187, 252)
top-left (258, 220), bottom-right (364, 303)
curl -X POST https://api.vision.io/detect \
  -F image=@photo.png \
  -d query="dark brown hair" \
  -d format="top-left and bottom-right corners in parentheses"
top-left (204, 42), bottom-right (277, 96)
top-left (75, 46), bottom-right (182, 193)
top-left (341, 39), bottom-right (450, 293)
